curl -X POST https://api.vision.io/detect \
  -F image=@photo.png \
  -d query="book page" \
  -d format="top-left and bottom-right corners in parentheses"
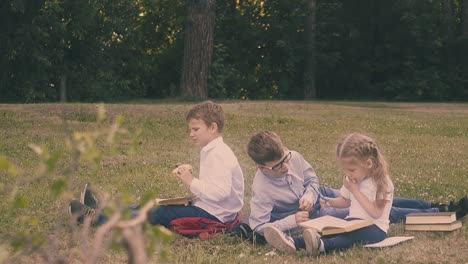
top-left (155, 196), bottom-right (194, 205)
top-left (364, 236), bottom-right (414, 248)
top-left (299, 215), bottom-right (349, 231)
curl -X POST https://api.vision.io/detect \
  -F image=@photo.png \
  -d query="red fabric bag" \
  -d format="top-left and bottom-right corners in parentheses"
top-left (168, 214), bottom-right (240, 239)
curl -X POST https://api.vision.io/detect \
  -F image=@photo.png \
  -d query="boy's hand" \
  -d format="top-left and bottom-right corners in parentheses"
top-left (343, 176), bottom-right (359, 194)
top-left (172, 164), bottom-right (194, 186)
top-left (295, 211), bottom-right (309, 224)
top-left (299, 193), bottom-right (313, 211)
top-left (320, 197), bottom-right (331, 208)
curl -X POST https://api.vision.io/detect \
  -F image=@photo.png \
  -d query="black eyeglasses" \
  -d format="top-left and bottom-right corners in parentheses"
top-left (260, 151), bottom-right (292, 171)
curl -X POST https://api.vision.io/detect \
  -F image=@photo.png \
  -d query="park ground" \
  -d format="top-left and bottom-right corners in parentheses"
top-left (0, 101), bottom-right (467, 263)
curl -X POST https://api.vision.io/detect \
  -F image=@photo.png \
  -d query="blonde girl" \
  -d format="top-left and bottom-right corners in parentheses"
top-left (304, 133), bottom-right (394, 255)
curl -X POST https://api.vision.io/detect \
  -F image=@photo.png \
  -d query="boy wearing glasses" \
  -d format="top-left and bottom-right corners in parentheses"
top-left (247, 131), bottom-right (319, 238)
top-left (244, 130), bottom-right (458, 246)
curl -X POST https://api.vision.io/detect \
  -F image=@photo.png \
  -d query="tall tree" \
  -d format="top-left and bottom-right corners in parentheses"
top-left (441, 0), bottom-right (455, 35)
top-left (179, 0), bottom-right (216, 99)
top-left (303, 0), bottom-right (317, 99)
top-left (462, 0), bottom-right (468, 38)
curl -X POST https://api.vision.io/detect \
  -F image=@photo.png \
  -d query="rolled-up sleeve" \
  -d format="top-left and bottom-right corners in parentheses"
top-left (302, 159), bottom-right (320, 206)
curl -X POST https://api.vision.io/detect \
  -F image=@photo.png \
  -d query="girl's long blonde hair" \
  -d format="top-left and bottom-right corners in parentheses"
top-left (336, 133), bottom-right (391, 206)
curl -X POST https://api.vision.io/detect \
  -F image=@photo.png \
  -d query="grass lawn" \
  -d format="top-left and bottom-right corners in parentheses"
top-left (0, 101), bottom-right (467, 263)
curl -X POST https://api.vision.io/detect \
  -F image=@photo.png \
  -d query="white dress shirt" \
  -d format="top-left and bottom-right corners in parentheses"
top-left (190, 136), bottom-right (244, 223)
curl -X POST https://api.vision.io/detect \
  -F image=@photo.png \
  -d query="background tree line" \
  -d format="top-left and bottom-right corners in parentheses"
top-left (1, 0), bottom-right (467, 102)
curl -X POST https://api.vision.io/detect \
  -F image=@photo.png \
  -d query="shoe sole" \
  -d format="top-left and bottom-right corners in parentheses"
top-left (304, 229), bottom-right (319, 256)
top-left (80, 183), bottom-right (89, 205)
top-left (264, 227), bottom-right (296, 253)
top-left (68, 203), bottom-right (73, 218)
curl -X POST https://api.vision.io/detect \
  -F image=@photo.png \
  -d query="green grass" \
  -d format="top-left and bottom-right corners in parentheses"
top-left (0, 101), bottom-right (467, 263)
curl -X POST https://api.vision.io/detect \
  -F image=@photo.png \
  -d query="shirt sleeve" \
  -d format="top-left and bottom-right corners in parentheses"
top-left (301, 155), bottom-right (320, 205)
top-left (190, 153), bottom-right (232, 202)
top-left (340, 185), bottom-right (350, 199)
top-left (249, 182), bottom-right (298, 234)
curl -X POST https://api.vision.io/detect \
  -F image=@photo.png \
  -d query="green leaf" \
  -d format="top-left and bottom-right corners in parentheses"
top-left (31, 233), bottom-right (45, 246)
top-left (121, 207), bottom-right (132, 220)
top-left (13, 194), bottom-right (28, 209)
top-left (102, 207), bottom-right (114, 217)
top-left (8, 166), bottom-right (18, 177)
top-left (0, 156), bottom-right (9, 170)
top-left (115, 115), bottom-right (125, 124)
top-left (139, 191), bottom-right (156, 206)
top-left (50, 179), bottom-right (67, 197)
top-left (152, 226), bottom-right (175, 243)
top-left (110, 238), bottom-right (123, 252)
top-left (46, 151), bottom-right (62, 172)
top-left (97, 103), bottom-right (106, 122)
top-left (11, 238), bottom-right (26, 252)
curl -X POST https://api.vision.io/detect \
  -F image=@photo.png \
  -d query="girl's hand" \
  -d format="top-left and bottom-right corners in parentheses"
top-left (295, 211), bottom-right (309, 224)
top-left (320, 197), bottom-right (330, 208)
top-left (343, 176), bottom-right (359, 193)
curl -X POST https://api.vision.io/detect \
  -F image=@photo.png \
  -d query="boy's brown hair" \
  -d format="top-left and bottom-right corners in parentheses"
top-left (247, 131), bottom-right (285, 165)
top-left (186, 101), bottom-right (224, 133)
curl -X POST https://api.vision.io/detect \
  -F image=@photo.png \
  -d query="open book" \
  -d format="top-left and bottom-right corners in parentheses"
top-left (299, 215), bottom-right (373, 236)
top-left (155, 196), bottom-right (195, 206)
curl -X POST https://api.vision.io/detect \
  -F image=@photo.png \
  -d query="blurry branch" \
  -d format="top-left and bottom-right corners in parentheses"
top-left (0, 104), bottom-right (173, 263)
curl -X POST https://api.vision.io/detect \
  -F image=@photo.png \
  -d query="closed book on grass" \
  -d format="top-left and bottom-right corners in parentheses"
top-left (155, 196), bottom-right (194, 206)
top-left (405, 221), bottom-right (462, 232)
top-left (299, 215), bottom-right (373, 236)
top-left (405, 212), bottom-right (456, 224)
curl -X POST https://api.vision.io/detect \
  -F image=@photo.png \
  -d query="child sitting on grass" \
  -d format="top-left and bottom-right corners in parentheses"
top-left (69, 101), bottom-right (244, 238)
top-left (264, 133), bottom-right (394, 255)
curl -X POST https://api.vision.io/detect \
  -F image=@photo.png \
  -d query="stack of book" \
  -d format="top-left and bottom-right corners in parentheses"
top-left (405, 212), bottom-right (462, 231)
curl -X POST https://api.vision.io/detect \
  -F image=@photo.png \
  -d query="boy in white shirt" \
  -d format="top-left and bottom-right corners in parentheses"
top-left (69, 101), bottom-right (244, 237)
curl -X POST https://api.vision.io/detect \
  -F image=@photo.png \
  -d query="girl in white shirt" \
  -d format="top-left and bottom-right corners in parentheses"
top-left (264, 133), bottom-right (393, 255)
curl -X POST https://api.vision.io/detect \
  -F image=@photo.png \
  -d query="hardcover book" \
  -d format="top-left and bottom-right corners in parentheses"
top-left (405, 221), bottom-right (462, 232)
top-left (155, 196), bottom-right (194, 206)
top-left (405, 212), bottom-right (456, 224)
top-left (299, 215), bottom-right (373, 236)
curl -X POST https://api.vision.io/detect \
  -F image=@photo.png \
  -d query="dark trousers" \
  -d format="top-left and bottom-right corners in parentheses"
top-left (293, 219), bottom-right (386, 252)
top-left (98, 204), bottom-right (220, 226)
top-left (147, 205), bottom-right (220, 226)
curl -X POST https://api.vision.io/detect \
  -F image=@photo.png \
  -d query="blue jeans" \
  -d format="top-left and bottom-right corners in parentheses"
top-left (97, 205), bottom-right (220, 226)
top-left (147, 205), bottom-right (220, 226)
top-left (293, 219), bottom-right (386, 252)
top-left (314, 186), bottom-right (438, 223)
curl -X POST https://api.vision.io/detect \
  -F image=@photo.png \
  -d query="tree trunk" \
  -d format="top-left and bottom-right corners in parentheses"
top-left (441, 0), bottom-right (455, 35)
top-left (60, 73), bottom-right (67, 102)
top-left (462, 0), bottom-right (468, 39)
top-left (303, 0), bottom-right (317, 99)
top-left (179, 0), bottom-right (216, 99)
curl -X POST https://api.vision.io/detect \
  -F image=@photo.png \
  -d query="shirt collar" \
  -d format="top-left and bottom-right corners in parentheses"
top-left (201, 136), bottom-right (223, 153)
top-left (259, 169), bottom-right (289, 181)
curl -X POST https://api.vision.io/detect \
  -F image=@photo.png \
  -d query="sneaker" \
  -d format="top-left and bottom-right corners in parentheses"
top-left (438, 203), bottom-right (450, 212)
top-left (80, 182), bottom-right (98, 209)
top-left (263, 225), bottom-right (296, 253)
top-left (449, 196), bottom-right (468, 219)
top-left (68, 199), bottom-right (96, 224)
top-left (303, 228), bottom-right (320, 256)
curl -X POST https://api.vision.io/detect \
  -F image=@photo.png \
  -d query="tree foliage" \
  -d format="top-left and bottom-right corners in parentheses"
top-left (0, 0), bottom-right (467, 102)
